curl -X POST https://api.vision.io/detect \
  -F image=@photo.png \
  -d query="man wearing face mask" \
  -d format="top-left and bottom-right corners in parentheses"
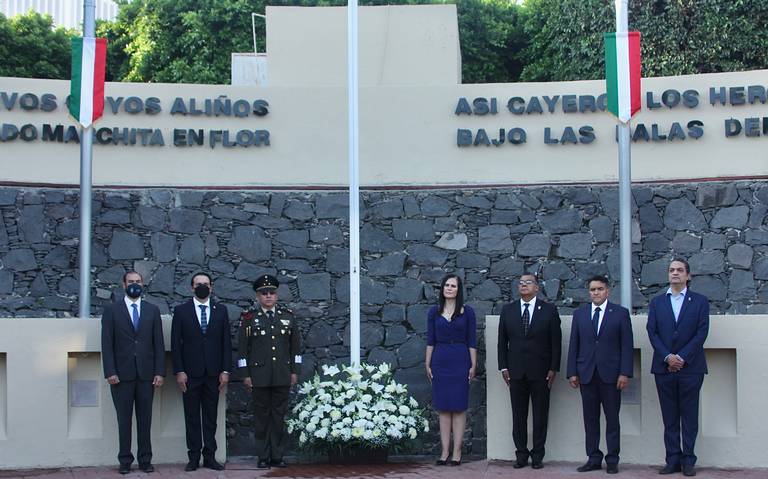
top-left (238, 274), bottom-right (302, 469)
top-left (101, 271), bottom-right (165, 474)
top-left (171, 272), bottom-right (232, 471)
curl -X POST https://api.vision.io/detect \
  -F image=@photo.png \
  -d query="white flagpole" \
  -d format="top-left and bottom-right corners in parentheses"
top-left (348, 1), bottom-right (361, 366)
top-left (78, 0), bottom-right (96, 319)
top-left (615, 0), bottom-right (632, 309)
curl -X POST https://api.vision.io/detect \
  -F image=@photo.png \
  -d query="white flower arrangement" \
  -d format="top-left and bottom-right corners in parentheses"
top-left (287, 363), bottom-right (429, 452)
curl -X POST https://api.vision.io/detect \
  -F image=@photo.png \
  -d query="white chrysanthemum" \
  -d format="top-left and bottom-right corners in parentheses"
top-left (342, 417), bottom-right (353, 426)
top-left (352, 427), bottom-right (364, 438)
top-left (399, 405), bottom-right (410, 415)
top-left (408, 427), bottom-right (417, 439)
top-left (315, 427), bottom-right (328, 439)
top-left (321, 418), bottom-right (331, 427)
top-left (330, 429), bottom-right (341, 437)
top-left (333, 396), bottom-right (345, 406)
top-left (298, 409), bottom-right (310, 421)
top-left (299, 432), bottom-right (307, 443)
top-left (409, 397), bottom-right (418, 408)
top-left (306, 422), bottom-right (317, 433)
top-left (330, 409), bottom-right (342, 420)
top-left (384, 383), bottom-right (396, 393)
top-left (361, 394), bottom-right (373, 403)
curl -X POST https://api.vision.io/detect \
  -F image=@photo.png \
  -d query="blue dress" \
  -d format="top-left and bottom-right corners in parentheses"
top-left (427, 304), bottom-right (477, 412)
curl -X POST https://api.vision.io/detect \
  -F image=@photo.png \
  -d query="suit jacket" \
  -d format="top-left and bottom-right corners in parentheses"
top-left (498, 298), bottom-right (562, 380)
top-left (566, 301), bottom-right (634, 384)
top-left (101, 298), bottom-right (165, 381)
top-left (646, 289), bottom-right (709, 375)
top-left (171, 299), bottom-right (232, 378)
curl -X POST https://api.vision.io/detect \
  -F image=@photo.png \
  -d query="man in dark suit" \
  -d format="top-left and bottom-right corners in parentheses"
top-left (101, 271), bottom-right (165, 474)
top-left (647, 259), bottom-right (709, 477)
top-left (567, 275), bottom-right (634, 474)
top-left (498, 272), bottom-right (562, 469)
top-left (171, 272), bottom-right (232, 471)
top-left (238, 275), bottom-right (302, 469)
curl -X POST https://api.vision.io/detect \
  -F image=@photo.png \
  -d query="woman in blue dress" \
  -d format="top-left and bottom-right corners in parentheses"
top-left (425, 274), bottom-right (477, 466)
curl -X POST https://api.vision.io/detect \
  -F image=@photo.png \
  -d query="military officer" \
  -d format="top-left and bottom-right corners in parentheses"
top-left (238, 274), bottom-right (302, 469)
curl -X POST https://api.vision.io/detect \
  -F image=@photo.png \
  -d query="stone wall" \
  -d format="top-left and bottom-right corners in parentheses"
top-left (0, 181), bottom-right (766, 457)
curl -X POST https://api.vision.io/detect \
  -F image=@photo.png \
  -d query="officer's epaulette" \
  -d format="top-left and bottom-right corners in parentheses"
top-left (277, 304), bottom-right (293, 315)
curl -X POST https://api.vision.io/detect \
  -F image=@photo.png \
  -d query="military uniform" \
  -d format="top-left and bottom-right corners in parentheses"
top-left (237, 275), bottom-right (301, 466)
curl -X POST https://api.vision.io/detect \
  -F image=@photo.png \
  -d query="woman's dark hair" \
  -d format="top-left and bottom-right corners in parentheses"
top-left (438, 273), bottom-right (464, 319)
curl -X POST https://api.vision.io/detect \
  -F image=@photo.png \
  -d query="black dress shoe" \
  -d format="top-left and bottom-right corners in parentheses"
top-left (513, 460), bottom-right (528, 469)
top-left (270, 459), bottom-right (287, 468)
top-left (118, 464), bottom-right (131, 474)
top-left (531, 461), bottom-right (544, 469)
top-left (203, 459), bottom-right (224, 471)
top-left (682, 465), bottom-right (696, 477)
top-left (436, 459), bottom-right (448, 466)
top-left (184, 461), bottom-right (198, 472)
top-left (659, 464), bottom-right (681, 475)
top-left (607, 464), bottom-right (619, 474)
top-left (257, 459), bottom-right (270, 469)
top-left (139, 463), bottom-right (154, 473)
top-left (577, 462), bottom-right (602, 472)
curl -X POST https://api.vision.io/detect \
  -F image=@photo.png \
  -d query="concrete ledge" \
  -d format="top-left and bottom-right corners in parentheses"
top-left (486, 315), bottom-right (768, 468)
top-left (0, 318), bottom-right (226, 469)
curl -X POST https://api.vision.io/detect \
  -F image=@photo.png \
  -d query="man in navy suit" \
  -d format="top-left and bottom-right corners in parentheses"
top-left (498, 272), bottom-right (562, 469)
top-left (647, 259), bottom-right (709, 477)
top-left (567, 275), bottom-right (634, 474)
top-left (101, 271), bottom-right (165, 474)
top-left (171, 272), bottom-right (232, 471)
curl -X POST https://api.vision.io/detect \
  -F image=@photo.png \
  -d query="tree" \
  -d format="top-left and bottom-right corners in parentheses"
top-left (0, 12), bottom-right (73, 79)
top-left (518, 0), bottom-right (768, 82)
top-left (102, 0), bottom-right (526, 84)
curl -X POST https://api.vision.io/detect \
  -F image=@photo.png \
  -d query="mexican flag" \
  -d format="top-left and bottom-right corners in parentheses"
top-left (604, 32), bottom-right (641, 123)
top-left (69, 37), bottom-right (107, 128)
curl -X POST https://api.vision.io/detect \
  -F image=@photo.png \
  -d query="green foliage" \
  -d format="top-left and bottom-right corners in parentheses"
top-left (1, 0), bottom-right (767, 84)
top-left (0, 12), bottom-right (73, 79)
top-left (519, 0), bottom-right (768, 82)
top-left (100, 0), bottom-right (526, 84)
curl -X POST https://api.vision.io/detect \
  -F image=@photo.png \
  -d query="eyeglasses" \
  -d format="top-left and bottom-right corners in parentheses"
top-left (518, 280), bottom-right (536, 285)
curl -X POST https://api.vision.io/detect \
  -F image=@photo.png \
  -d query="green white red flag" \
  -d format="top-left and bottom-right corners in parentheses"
top-left (69, 37), bottom-right (107, 128)
top-left (604, 32), bottom-right (641, 123)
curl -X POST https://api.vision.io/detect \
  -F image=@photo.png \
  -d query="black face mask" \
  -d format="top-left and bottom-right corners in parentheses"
top-left (194, 284), bottom-right (210, 300)
top-left (126, 283), bottom-right (143, 299)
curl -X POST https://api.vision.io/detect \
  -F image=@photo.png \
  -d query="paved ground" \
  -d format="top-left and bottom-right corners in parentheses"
top-left (0, 460), bottom-right (762, 479)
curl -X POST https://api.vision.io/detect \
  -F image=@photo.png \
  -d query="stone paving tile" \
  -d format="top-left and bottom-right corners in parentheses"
top-left (1, 461), bottom-right (764, 479)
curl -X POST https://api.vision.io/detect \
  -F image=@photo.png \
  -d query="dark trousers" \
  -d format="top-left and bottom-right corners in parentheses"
top-left (110, 380), bottom-right (154, 466)
top-left (252, 386), bottom-right (291, 461)
top-left (183, 375), bottom-right (220, 463)
top-left (580, 375), bottom-right (622, 465)
top-left (509, 375), bottom-right (551, 463)
top-left (655, 373), bottom-right (704, 467)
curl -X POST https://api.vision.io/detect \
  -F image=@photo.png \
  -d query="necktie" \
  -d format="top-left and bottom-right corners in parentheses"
top-left (199, 304), bottom-right (208, 334)
top-left (522, 303), bottom-right (530, 335)
top-left (267, 310), bottom-right (275, 321)
top-left (592, 307), bottom-right (601, 336)
top-left (131, 303), bottom-right (139, 331)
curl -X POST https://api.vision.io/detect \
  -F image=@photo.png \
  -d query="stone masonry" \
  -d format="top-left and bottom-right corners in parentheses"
top-left (0, 181), bottom-right (766, 457)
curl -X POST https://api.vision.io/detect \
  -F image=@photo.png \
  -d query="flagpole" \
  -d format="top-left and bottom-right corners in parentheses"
top-left (615, 0), bottom-right (632, 309)
top-left (78, 0), bottom-right (96, 319)
top-left (347, 0), bottom-right (361, 366)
